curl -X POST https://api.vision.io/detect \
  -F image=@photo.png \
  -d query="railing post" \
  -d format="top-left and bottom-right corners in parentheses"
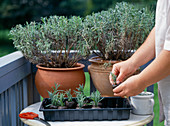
top-left (27, 73), bottom-right (40, 105)
top-left (9, 85), bottom-right (17, 126)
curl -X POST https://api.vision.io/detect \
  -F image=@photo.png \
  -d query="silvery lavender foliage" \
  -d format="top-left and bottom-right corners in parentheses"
top-left (82, 2), bottom-right (154, 60)
top-left (10, 16), bottom-right (86, 68)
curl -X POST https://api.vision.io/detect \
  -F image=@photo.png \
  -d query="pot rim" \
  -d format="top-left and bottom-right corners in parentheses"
top-left (89, 56), bottom-right (120, 64)
top-left (36, 63), bottom-right (85, 71)
top-left (132, 92), bottom-right (154, 99)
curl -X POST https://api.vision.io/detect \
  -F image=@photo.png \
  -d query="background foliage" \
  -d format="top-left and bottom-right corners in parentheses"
top-left (0, 0), bottom-right (156, 29)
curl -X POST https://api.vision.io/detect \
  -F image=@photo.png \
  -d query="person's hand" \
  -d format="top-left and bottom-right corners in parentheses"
top-left (113, 74), bottom-right (146, 97)
top-left (109, 60), bottom-right (138, 85)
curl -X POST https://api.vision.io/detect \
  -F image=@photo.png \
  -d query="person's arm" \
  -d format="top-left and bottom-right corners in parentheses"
top-left (138, 49), bottom-right (170, 86)
top-left (113, 49), bottom-right (170, 97)
top-left (128, 27), bottom-right (156, 70)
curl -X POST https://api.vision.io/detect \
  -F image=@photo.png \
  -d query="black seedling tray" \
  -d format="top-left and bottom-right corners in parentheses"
top-left (39, 97), bottom-right (132, 121)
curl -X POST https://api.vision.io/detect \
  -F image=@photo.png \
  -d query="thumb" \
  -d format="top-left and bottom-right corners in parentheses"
top-left (113, 83), bottom-right (123, 93)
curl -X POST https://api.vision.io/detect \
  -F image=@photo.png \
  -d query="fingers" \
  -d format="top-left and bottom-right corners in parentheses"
top-left (113, 84), bottom-right (125, 97)
top-left (116, 72), bottom-right (126, 84)
top-left (111, 64), bottom-right (126, 84)
top-left (113, 84), bottom-right (122, 93)
top-left (112, 75), bottom-right (144, 97)
top-left (113, 83), bottom-right (129, 97)
top-left (112, 65), bottom-right (119, 76)
top-left (114, 92), bottom-right (125, 97)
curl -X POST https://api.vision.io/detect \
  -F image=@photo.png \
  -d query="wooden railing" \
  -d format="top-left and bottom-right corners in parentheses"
top-left (0, 51), bottom-right (153, 126)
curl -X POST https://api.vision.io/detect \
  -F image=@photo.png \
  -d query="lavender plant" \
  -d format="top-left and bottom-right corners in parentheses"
top-left (110, 72), bottom-right (117, 84)
top-left (74, 84), bottom-right (85, 96)
top-left (90, 91), bottom-right (103, 107)
top-left (76, 93), bottom-right (86, 108)
top-left (82, 2), bottom-right (154, 60)
top-left (10, 16), bottom-right (86, 68)
top-left (50, 92), bottom-right (66, 107)
top-left (47, 83), bottom-right (61, 99)
top-left (65, 89), bottom-right (72, 102)
top-left (74, 84), bottom-right (87, 108)
top-left (51, 93), bottom-right (60, 107)
top-left (58, 93), bottom-right (65, 107)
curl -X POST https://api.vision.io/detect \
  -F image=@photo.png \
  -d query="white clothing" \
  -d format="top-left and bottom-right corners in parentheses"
top-left (155, 0), bottom-right (170, 124)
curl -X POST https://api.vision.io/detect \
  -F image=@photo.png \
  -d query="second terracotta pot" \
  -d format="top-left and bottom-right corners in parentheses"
top-left (35, 63), bottom-right (85, 98)
top-left (88, 56), bottom-right (119, 97)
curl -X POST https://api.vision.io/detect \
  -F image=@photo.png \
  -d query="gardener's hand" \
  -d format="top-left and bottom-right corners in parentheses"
top-left (113, 74), bottom-right (146, 97)
top-left (109, 60), bottom-right (138, 85)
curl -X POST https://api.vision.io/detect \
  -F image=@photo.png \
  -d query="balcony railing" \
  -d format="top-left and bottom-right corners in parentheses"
top-left (0, 51), bottom-right (40, 126)
top-left (0, 51), bottom-right (153, 126)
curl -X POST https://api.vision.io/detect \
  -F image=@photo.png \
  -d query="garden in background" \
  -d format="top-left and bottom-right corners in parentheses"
top-left (0, 0), bottom-right (163, 125)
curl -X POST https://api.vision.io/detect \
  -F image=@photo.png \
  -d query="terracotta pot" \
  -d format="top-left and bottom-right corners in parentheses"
top-left (88, 56), bottom-right (119, 97)
top-left (35, 63), bottom-right (85, 98)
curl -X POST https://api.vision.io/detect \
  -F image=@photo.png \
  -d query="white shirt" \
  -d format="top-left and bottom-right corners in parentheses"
top-left (155, 0), bottom-right (170, 124)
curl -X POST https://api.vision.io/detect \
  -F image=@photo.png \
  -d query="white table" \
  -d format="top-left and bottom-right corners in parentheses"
top-left (20, 102), bottom-right (154, 126)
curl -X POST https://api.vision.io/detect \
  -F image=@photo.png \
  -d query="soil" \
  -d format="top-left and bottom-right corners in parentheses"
top-left (65, 101), bottom-right (77, 109)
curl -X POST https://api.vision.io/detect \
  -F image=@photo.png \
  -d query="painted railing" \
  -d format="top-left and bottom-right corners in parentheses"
top-left (0, 51), bottom-right (40, 126)
top-left (0, 51), bottom-right (153, 126)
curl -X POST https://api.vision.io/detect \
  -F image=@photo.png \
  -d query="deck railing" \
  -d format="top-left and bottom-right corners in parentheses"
top-left (0, 51), bottom-right (153, 126)
top-left (0, 51), bottom-right (40, 126)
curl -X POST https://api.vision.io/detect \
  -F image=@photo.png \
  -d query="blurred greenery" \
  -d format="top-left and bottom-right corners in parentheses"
top-left (0, 0), bottom-right (156, 29)
top-left (153, 83), bottom-right (164, 126)
top-left (0, 45), bottom-right (16, 57)
top-left (84, 72), bottom-right (90, 96)
top-left (0, 29), bottom-right (12, 44)
top-left (0, 29), bottom-right (16, 57)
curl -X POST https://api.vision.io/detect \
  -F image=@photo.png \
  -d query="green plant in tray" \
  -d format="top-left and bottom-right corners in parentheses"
top-left (58, 93), bottom-right (65, 107)
top-left (51, 93), bottom-right (60, 107)
top-left (74, 84), bottom-right (85, 96)
top-left (47, 83), bottom-right (61, 99)
top-left (65, 89), bottom-right (72, 102)
top-left (90, 90), bottom-right (103, 108)
top-left (76, 93), bottom-right (86, 108)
